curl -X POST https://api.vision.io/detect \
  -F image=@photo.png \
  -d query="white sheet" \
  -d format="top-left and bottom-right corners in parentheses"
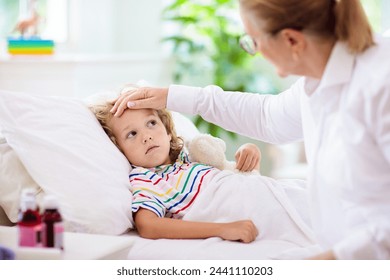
top-left (126, 173), bottom-right (321, 259)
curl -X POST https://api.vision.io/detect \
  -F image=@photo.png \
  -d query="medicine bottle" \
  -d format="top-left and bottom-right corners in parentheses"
top-left (17, 190), bottom-right (41, 247)
top-left (41, 195), bottom-right (64, 249)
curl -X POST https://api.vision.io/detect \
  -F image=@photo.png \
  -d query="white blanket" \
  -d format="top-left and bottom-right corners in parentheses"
top-left (127, 172), bottom-right (321, 260)
top-left (184, 171), bottom-right (315, 247)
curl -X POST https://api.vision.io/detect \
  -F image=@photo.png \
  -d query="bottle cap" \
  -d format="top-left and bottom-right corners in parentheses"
top-left (42, 195), bottom-right (60, 210)
top-left (19, 188), bottom-right (37, 211)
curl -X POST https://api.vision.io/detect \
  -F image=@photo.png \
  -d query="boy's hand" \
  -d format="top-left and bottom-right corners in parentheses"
top-left (235, 143), bottom-right (261, 172)
top-left (219, 220), bottom-right (258, 243)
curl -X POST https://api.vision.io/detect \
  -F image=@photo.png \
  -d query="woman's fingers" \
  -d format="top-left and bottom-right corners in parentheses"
top-left (111, 87), bottom-right (169, 117)
top-left (111, 89), bottom-right (139, 116)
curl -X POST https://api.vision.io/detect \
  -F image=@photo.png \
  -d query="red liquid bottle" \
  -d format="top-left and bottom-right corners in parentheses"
top-left (18, 190), bottom-right (41, 247)
top-left (41, 195), bottom-right (64, 250)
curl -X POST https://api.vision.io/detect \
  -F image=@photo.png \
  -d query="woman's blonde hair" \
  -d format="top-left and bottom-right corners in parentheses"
top-left (239, 0), bottom-right (374, 53)
top-left (89, 101), bottom-right (184, 164)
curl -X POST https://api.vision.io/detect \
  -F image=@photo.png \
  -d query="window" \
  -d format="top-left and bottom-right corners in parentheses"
top-left (0, 0), bottom-right (68, 42)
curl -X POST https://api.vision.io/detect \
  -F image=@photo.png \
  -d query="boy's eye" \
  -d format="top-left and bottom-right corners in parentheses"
top-left (147, 120), bottom-right (157, 127)
top-left (127, 131), bottom-right (137, 138)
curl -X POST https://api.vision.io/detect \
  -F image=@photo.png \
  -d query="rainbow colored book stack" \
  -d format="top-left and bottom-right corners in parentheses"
top-left (7, 37), bottom-right (55, 55)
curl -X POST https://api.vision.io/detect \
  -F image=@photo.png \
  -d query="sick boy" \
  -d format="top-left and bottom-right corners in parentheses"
top-left (90, 100), bottom-right (261, 243)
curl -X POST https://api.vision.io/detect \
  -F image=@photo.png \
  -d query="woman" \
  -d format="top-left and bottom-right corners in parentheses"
top-left (111, 0), bottom-right (390, 259)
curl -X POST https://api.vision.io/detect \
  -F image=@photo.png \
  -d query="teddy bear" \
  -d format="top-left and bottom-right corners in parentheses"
top-left (186, 134), bottom-right (259, 173)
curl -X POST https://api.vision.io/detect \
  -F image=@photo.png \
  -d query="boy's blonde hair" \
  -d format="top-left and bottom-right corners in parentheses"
top-left (89, 101), bottom-right (184, 164)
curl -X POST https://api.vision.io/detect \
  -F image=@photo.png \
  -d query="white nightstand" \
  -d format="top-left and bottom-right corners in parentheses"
top-left (0, 226), bottom-right (134, 259)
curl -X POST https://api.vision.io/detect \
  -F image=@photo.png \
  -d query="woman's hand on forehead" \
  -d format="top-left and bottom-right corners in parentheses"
top-left (111, 87), bottom-right (169, 117)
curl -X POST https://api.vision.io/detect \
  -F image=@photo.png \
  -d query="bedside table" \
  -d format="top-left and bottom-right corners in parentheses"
top-left (0, 226), bottom-right (134, 259)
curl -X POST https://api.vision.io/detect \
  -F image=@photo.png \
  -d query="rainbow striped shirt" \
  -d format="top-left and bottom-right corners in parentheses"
top-left (129, 151), bottom-right (218, 219)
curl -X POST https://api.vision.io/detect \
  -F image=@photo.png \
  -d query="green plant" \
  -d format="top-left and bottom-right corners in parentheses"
top-left (162, 0), bottom-right (274, 138)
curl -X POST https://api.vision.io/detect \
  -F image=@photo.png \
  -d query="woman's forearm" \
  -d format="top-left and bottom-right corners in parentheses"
top-left (167, 84), bottom-right (304, 144)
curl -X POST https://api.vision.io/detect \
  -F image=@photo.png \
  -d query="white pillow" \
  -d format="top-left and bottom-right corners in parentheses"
top-left (0, 140), bottom-right (41, 223)
top-left (171, 112), bottom-right (199, 142)
top-left (0, 90), bottom-right (133, 234)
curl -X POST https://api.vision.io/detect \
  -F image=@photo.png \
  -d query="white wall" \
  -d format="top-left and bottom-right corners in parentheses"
top-left (64, 0), bottom-right (163, 54)
top-left (0, 54), bottom-right (173, 98)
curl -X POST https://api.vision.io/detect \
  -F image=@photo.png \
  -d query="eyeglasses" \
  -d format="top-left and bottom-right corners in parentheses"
top-left (239, 34), bottom-right (257, 56)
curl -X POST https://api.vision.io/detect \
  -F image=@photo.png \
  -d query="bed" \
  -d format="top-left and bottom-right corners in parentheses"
top-left (0, 89), bottom-right (320, 259)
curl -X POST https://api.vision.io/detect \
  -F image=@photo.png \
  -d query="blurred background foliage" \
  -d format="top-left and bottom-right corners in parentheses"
top-left (162, 0), bottom-right (283, 138)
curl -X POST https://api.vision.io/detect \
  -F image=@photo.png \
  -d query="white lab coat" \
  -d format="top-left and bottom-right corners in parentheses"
top-left (166, 37), bottom-right (390, 259)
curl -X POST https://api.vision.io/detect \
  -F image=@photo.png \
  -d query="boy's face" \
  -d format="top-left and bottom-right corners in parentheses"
top-left (109, 109), bottom-right (172, 168)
